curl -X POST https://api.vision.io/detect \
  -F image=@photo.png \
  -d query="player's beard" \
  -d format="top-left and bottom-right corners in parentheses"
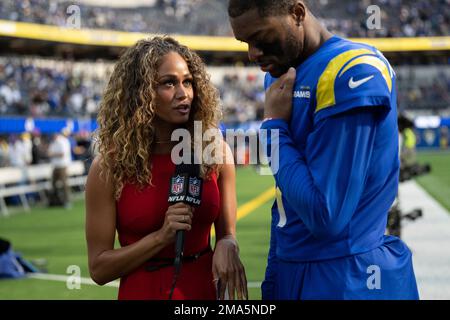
top-left (284, 30), bottom-right (303, 70)
top-left (272, 30), bottom-right (302, 77)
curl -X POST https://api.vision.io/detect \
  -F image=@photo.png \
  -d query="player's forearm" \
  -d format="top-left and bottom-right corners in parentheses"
top-left (261, 118), bottom-right (325, 211)
top-left (261, 119), bottom-right (348, 238)
top-left (274, 149), bottom-right (332, 237)
top-left (261, 112), bottom-right (377, 238)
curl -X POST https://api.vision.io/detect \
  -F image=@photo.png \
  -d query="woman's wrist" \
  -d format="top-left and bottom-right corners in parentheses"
top-left (217, 234), bottom-right (236, 242)
top-left (150, 229), bottom-right (168, 249)
top-left (216, 234), bottom-right (239, 251)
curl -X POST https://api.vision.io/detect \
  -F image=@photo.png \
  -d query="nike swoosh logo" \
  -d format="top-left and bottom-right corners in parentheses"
top-left (348, 75), bottom-right (374, 89)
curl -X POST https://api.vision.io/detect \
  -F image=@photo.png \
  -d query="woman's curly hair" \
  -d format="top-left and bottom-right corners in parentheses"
top-left (96, 36), bottom-right (221, 199)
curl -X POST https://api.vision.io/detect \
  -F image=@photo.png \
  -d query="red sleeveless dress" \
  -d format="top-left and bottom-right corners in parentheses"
top-left (116, 154), bottom-right (219, 300)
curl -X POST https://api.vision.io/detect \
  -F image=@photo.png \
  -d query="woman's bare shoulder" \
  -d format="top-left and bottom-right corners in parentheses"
top-left (86, 155), bottom-right (114, 195)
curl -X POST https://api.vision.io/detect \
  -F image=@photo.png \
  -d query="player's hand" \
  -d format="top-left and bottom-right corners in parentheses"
top-left (157, 203), bottom-right (194, 246)
top-left (212, 235), bottom-right (248, 300)
top-left (264, 67), bottom-right (296, 121)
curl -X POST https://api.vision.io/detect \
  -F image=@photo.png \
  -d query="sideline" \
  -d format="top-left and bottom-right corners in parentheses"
top-left (27, 273), bottom-right (262, 289)
top-left (401, 180), bottom-right (450, 299)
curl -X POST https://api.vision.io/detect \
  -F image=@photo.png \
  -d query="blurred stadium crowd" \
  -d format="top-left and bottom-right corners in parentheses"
top-left (1, 56), bottom-right (449, 168)
top-left (0, 57), bottom-right (105, 118)
top-left (0, 0), bottom-right (448, 37)
top-left (1, 57), bottom-right (449, 121)
top-left (0, 57), bottom-right (268, 121)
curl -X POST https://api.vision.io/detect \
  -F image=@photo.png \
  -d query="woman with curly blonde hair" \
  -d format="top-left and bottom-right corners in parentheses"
top-left (85, 36), bottom-right (247, 300)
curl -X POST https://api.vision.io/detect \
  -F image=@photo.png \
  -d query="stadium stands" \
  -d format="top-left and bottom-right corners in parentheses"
top-left (1, 57), bottom-right (449, 122)
top-left (0, 0), bottom-right (231, 36)
top-left (0, 57), bottom-right (110, 117)
top-left (309, 0), bottom-right (450, 38)
top-left (0, 0), bottom-right (448, 37)
top-left (397, 66), bottom-right (450, 113)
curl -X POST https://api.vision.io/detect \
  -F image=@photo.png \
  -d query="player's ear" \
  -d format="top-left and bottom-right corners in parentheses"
top-left (291, 1), bottom-right (306, 27)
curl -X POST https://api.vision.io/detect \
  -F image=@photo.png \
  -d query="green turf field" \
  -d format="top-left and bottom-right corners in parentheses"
top-left (416, 151), bottom-right (450, 212)
top-left (0, 151), bottom-right (448, 300)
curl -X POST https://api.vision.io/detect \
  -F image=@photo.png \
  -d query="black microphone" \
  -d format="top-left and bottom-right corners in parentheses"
top-left (167, 162), bottom-right (202, 299)
top-left (168, 163), bottom-right (202, 207)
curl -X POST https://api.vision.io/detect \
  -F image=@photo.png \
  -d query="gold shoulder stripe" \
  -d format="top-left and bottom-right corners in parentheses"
top-left (316, 48), bottom-right (374, 113)
top-left (338, 55), bottom-right (392, 92)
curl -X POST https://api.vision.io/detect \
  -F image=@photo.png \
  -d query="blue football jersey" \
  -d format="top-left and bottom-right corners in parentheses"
top-left (259, 35), bottom-right (418, 300)
top-left (262, 35), bottom-right (399, 261)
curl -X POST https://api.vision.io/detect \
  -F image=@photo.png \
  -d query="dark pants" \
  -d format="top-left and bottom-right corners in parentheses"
top-left (51, 167), bottom-right (70, 206)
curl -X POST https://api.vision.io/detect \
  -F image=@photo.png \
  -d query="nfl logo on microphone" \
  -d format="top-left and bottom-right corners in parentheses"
top-left (171, 175), bottom-right (185, 195)
top-left (189, 177), bottom-right (201, 197)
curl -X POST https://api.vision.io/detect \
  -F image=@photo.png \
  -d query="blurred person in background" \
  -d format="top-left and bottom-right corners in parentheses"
top-left (48, 129), bottom-right (72, 209)
top-left (398, 114), bottom-right (417, 167)
top-left (20, 133), bottom-right (32, 166)
top-left (7, 134), bottom-right (30, 205)
top-left (30, 129), bottom-right (46, 165)
top-left (8, 134), bottom-right (29, 168)
top-left (72, 130), bottom-right (93, 174)
top-left (0, 135), bottom-right (10, 167)
top-left (440, 126), bottom-right (449, 150)
top-left (85, 36), bottom-right (247, 300)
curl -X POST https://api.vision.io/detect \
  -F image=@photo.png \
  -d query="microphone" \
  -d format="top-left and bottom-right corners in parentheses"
top-left (167, 162), bottom-right (202, 299)
top-left (168, 163), bottom-right (202, 207)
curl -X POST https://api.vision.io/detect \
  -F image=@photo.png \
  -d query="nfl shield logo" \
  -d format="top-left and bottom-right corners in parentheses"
top-left (171, 175), bottom-right (184, 195)
top-left (189, 177), bottom-right (200, 197)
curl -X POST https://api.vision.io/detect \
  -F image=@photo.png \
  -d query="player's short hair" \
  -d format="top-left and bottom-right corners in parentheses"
top-left (228, 0), bottom-right (305, 18)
